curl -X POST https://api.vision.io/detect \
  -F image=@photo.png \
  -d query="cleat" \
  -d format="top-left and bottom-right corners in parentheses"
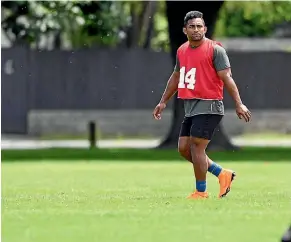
top-left (187, 191), bottom-right (209, 199)
top-left (218, 169), bottom-right (236, 198)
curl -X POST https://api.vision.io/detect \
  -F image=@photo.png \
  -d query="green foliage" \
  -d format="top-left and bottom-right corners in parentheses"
top-left (151, 1), bottom-right (170, 52)
top-left (2, 1), bottom-right (131, 49)
top-left (1, 1), bottom-right (171, 50)
top-left (3, 1), bottom-right (290, 49)
top-left (215, 1), bottom-right (291, 37)
top-left (2, 1), bottom-right (81, 47)
top-left (69, 1), bottom-right (131, 48)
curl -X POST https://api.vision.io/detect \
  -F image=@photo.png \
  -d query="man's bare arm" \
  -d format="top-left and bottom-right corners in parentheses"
top-left (217, 68), bottom-right (251, 122)
top-left (153, 53), bottom-right (180, 120)
top-left (213, 44), bottom-right (242, 106)
top-left (153, 71), bottom-right (179, 120)
top-left (159, 71), bottom-right (180, 104)
top-left (217, 68), bottom-right (242, 107)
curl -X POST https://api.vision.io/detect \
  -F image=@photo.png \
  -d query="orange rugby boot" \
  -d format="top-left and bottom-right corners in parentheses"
top-left (187, 191), bottom-right (209, 199)
top-left (218, 169), bottom-right (236, 198)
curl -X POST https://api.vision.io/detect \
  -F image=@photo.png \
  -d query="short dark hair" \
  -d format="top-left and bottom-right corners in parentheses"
top-left (184, 11), bottom-right (205, 26)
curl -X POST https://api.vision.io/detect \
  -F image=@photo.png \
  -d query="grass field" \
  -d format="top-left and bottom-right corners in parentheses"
top-left (2, 159), bottom-right (291, 242)
top-left (35, 131), bottom-right (291, 140)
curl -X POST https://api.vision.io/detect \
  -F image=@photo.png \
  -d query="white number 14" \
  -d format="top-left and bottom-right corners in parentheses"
top-left (178, 67), bottom-right (196, 90)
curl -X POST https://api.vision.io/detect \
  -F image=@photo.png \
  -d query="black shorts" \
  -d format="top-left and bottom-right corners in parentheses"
top-left (179, 114), bottom-right (223, 140)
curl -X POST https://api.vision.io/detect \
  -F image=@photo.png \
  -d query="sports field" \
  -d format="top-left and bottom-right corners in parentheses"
top-left (2, 148), bottom-right (291, 242)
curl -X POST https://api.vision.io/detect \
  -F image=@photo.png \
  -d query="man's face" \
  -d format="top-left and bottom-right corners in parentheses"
top-left (183, 18), bottom-right (206, 41)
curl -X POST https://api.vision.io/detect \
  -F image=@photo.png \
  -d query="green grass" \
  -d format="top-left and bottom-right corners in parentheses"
top-left (238, 132), bottom-right (291, 140)
top-left (37, 134), bottom-right (157, 140)
top-left (2, 147), bottom-right (291, 161)
top-left (2, 160), bottom-right (291, 242)
top-left (33, 131), bottom-right (291, 140)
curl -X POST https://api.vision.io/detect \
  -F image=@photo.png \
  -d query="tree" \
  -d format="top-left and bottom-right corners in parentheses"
top-left (215, 1), bottom-right (291, 37)
top-left (159, 1), bottom-right (236, 150)
top-left (1, 1), bottom-right (131, 49)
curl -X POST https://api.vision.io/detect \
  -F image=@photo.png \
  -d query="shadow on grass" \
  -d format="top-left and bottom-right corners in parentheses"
top-left (1, 146), bottom-right (291, 162)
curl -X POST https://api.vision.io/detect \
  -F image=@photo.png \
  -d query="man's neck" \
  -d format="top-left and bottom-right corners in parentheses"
top-left (189, 37), bottom-right (206, 48)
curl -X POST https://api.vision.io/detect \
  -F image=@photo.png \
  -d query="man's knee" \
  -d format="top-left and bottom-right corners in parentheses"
top-left (191, 137), bottom-right (209, 150)
top-left (190, 138), bottom-right (209, 160)
top-left (178, 137), bottom-right (190, 156)
top-left (178, 143), bottom-right (188, 155)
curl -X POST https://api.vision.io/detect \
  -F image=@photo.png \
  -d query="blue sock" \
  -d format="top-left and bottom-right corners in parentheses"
top-left (196, 180), bottom-right (206, 192)
top-left (208, 162), bottom-right (222, 177)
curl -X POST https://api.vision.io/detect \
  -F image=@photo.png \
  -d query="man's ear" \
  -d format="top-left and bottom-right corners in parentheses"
top-left (183, 27), bottom-right (187, 35)
top-left (204, 26), bottom-right (207, 35)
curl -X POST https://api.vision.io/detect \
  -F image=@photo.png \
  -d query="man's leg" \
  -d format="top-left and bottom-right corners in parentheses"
top-left (178, 116), bottom-right (192, 165)
top-left (187, 114), bottom-right (236, 199)
top-left (207, 157), bottom-right (223, 177)
top-left (179, 136), bottom-right (225, 178)
top-left (178, 116), bottom-right (208, 199)
top-left (201, 115), bottom-right (236, 198)
top-left (187, 136), bottom-right (210, 199)
top-left (178, 136), bottom-right (192, 163)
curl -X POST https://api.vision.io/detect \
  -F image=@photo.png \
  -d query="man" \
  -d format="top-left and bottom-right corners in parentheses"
top-left (152, 11), bottom-right (251, 199)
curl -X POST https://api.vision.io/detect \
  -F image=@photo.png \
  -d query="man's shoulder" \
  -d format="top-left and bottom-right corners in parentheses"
top-left (177, 41), bottom-right (189, 53)
top-left (209, 39), bottom-right (226, 52)
top-left (207, 38), bottom-right (223, 47)
top-left (213, 40), bottom-right (223, 47)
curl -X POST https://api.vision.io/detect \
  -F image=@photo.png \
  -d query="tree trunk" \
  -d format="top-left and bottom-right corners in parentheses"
top-left (126, 2), bottom-right (148, 48)
top-left (159, 1), bottom-right (237, 151)
top-left (143, 1), bottom-right (157, 49)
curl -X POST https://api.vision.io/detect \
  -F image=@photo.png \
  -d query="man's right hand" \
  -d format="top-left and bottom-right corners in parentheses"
top-left (236, 103), bottom-right (251, 122)
top-left (152, 102), bottom-right (166, 120)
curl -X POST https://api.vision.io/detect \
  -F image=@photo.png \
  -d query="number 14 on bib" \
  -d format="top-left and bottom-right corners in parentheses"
top-left (178, 67), bottom-right (196, 90)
